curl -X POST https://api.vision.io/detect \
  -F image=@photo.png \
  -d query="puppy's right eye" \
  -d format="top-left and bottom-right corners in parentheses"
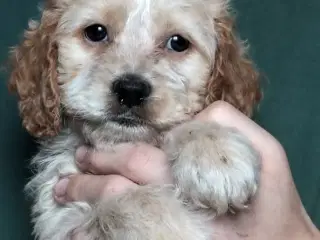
top-left (166, 35), bottom-right (190, 52)
top-left (84, 24), bottom-right (108, 42)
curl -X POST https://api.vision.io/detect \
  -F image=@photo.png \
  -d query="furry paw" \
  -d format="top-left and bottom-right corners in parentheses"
top-left (162, 120), bottom-right (261, 216)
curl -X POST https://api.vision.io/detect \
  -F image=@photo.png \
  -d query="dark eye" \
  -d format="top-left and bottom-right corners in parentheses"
top-left (84, 24), bottom-right (108, 42)
top-left (166, 35), bottom-right (190, 52)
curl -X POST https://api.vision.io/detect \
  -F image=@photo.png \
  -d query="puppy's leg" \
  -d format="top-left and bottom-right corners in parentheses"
top-left (28, 154), bottom-right (92, 240)
top-left (83, 186), bottom-right (212, 240)
top-left (27, 134), bottom-right (93, 240)
top-left (30, 134), bottom-right (212, 240)
top-left (162, 121), bottom-right (261, 216)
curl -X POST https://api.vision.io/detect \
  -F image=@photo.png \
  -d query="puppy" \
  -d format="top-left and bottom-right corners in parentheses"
top-left (8, 0), bottom-right (261, 239)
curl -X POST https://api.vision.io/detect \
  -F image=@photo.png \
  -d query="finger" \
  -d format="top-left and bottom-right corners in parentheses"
top-left (76, 143), bottom-right (173, 185)
top-left (195, 101), bottom-right (288, 170)
top-left (53, 174), bottom-right (137, 204)
top-left (75, 144), bottom-right (129, 174)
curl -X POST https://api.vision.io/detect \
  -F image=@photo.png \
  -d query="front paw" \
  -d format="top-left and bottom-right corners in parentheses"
top-left (162, 121), bottom-right (261, 216)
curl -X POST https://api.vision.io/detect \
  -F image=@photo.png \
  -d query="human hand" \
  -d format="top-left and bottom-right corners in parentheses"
top-left (53, 101), bottom-right (319, 240)
top-left (53, 141), bottom-right (172, 203)
top-left (196, 102), bottom-right (320, 240)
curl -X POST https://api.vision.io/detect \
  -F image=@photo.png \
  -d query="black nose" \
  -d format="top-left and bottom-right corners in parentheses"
top-left (111, 74), bottom-right (152, 108)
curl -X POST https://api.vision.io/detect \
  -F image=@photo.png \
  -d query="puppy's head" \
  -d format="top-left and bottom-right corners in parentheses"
top-left (9, 0), bottom-right (260, 138)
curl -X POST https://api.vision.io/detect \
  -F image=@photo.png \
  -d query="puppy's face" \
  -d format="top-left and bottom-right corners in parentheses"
top-left (58, 0), bottom-right (217, 130)
top-left (9, 0), bottom-right (260, 138)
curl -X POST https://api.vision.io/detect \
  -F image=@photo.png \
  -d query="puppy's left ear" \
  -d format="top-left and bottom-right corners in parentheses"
top-left (205, 13), bottom-right (261, 117)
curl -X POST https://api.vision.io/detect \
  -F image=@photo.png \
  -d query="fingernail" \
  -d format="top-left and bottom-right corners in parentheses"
top-left (54, 178), bottom-right (69, 198)
top-left (76, 146), bottom-right (89, 164)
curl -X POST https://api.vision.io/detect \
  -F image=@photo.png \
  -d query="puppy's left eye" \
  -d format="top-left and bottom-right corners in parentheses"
top-left (84, 24), bottom-right (108, 42)
top-left (166, 35), bottom-right (190, 52)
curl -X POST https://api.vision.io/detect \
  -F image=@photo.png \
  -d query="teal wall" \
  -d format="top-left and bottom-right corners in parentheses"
top-left (0, 1), bottom-right (319, 239)
top-left (234, 1), bottom-right (320, 226)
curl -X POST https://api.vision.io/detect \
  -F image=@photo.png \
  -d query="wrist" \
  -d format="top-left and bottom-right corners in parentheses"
top-left (288, 204), bottom-right (319, 240)
top-left (301, 210), bottom-right (320, 240)
top-left (274, 209), bottom-right (319, 240)
top-left (292, 218), bottom-right (319, 240)
top-left (294, 230), bottom-right (320, 240)
top-left (306, 226), bottom-right (320, 240)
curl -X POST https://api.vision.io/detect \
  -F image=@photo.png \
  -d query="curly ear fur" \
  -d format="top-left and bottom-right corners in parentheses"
top-left (206, 13), bottom-right (261, 117)
top-left (8, 8), bottom-right (61, 138)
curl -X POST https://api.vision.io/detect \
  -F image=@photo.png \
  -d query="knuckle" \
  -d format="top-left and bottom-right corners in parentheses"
top-left (125, 144), bottom-right (150, 173)
top-left (86, 151), bottom-right (99, 168)
top-left (102, 176), bottom-right (131, 195)
top-left (211, 100), bottom-right (233, 111)
top-left (265, 138), bottom-right (287, 160)
top-left (209, 101), bottom-right (235, 119)
top-left (66, 175), bottom-right (83, 201)
top-left (125, 144), bottom-right (166, 172)
top-left (85, 151), bottom-right (106, 174)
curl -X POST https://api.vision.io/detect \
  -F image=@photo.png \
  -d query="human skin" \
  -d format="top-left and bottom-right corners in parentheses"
top-left (54, 101), bottom-right (320, 240)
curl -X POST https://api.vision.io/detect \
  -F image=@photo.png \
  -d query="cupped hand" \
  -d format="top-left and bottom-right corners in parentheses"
top-left (53, 101), bottom-right (319, 240)
top-left (54, 142), bottom-right (172, 204)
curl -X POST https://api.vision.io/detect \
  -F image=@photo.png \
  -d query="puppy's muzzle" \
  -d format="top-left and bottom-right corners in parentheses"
top-left (112, 73), bottom-right (152, 108)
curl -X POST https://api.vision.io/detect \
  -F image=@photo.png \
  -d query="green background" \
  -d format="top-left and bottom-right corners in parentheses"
top-left (0, 0), bottom-right (319, 239)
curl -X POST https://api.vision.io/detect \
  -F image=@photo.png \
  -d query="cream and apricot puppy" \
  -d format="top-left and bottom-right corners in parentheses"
top-left (9, 0), bottom-right (261, 239)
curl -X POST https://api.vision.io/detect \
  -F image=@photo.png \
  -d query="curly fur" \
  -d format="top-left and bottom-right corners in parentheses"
top-left (8, 0), bottom-right (262, 239)
top-left (206, 13), bottom-right (261, 116)
top-left (8, 8), bottom-right (62, 137)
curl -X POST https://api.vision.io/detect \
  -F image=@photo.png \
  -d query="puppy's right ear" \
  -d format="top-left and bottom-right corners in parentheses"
top-left (8, 6), bottom-right (62, 138)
